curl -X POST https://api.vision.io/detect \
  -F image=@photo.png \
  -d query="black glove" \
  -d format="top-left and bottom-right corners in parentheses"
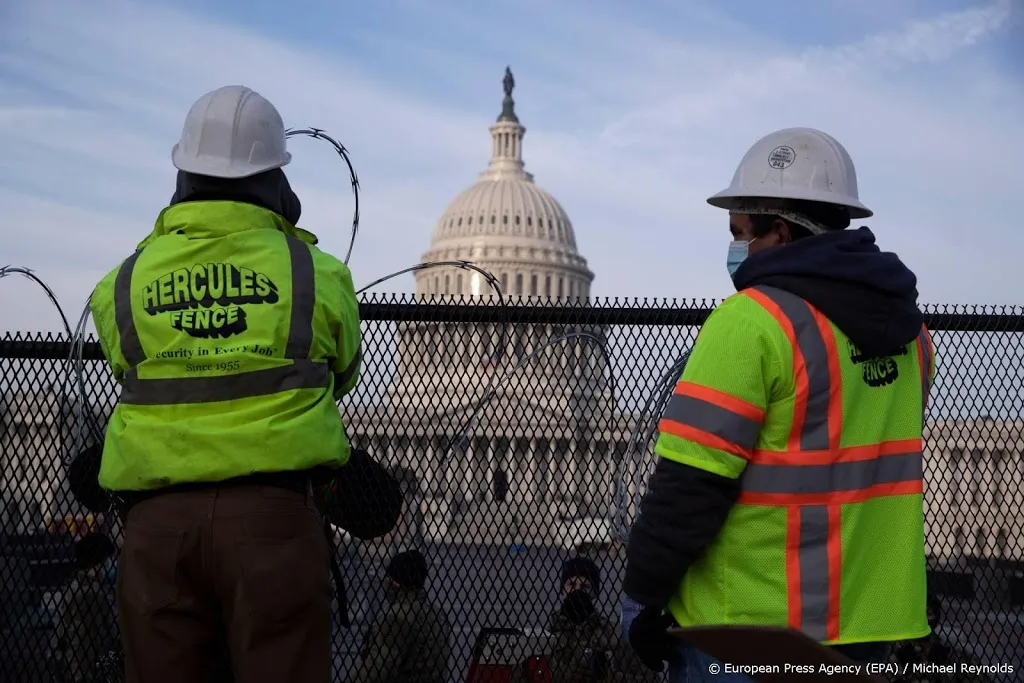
top-left (311, 448), bottom-right (404, 540)
top-left (628, 605), bottom-right (675, 672)
top-left (68, 444), bottom-right (111, 514)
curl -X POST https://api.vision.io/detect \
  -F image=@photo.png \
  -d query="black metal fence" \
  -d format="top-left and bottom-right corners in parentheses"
top-left (2, 296), bottom-right (1023, 682)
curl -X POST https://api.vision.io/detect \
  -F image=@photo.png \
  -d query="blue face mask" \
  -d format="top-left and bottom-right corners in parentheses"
top-left (726, 239), bottom-right (754, 278)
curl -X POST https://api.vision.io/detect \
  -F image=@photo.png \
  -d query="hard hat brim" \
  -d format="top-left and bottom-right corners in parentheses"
top-left (171, 144), bottom-right (292, 179)
top-left (707, 186), bottom-right (873, 219)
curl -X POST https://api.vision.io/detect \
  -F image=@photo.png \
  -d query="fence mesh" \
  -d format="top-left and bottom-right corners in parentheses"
top-left (1, 295), bottom-right (1022, 682)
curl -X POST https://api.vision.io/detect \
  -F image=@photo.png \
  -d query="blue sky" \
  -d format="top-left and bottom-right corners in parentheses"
top-left (0, 0), bottom-right (1021, 333)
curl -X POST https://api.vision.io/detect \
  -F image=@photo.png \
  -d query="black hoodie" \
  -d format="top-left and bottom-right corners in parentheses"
top-left (623, 226), bottom-right (923, 611)
top-left (733, 226), bottom-right (923, 357)
top-left (169, 168), bottom-right (302, 226)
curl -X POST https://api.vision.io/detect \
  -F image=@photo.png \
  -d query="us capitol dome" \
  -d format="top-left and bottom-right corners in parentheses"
top-left (415, 66), bottom-right (594, 301)
top-left (346, 68), bottom-right (633, 549)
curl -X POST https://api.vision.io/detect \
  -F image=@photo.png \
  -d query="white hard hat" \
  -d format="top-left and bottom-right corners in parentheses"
top-left (171, 85), bottom-right (291, 179)
top-left (707, 127), bottom-right (872, 219)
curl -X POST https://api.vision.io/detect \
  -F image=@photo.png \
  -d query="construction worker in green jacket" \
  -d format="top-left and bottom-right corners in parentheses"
top-left (622, 128), bottom-right (935, 682)
top-left (88, 85), bottom-right (361, 683)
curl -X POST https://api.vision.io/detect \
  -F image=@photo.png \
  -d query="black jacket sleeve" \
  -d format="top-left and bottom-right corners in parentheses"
top-left (623, 457), bottom-right (740, 608)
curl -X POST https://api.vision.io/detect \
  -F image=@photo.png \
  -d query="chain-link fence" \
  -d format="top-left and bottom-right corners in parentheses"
top-left (2, 295), bottom-right (1022, 682)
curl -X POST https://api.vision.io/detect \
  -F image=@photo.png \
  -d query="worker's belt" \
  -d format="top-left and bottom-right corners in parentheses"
top-left (113, 470), bottom-right (311, 514)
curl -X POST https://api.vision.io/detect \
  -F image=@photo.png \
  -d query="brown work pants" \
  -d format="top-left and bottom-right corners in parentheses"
top-left (116, 483), bottom-right (333, 683)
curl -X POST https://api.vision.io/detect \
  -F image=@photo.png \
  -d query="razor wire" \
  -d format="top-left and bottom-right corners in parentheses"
top-left (610, 349), bottom-right (691, 542)
top-left (0, 266), bottom-right (72, 337)
top-left (356, 260), bottom-right (504, 300)
top-left (285, 127), bottom-right (360, 265)
top-left (356, 259), bottom-right (511, 422)
top-left (0, 266), bottom-right (105, 461)
top-left (357, 260), bottom-right (508, 448)
top-left (357, 260), bottom-right (509, 355)
top-left (68, 294), bottom-right (102, 461)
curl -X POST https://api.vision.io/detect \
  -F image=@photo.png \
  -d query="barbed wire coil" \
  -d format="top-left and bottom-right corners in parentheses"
top-left (611, 349), bottom-right (691, 542)
top-left (285, 128), bottom-right (360, 265)
top-left (0, 265), bottom-right (72, 337)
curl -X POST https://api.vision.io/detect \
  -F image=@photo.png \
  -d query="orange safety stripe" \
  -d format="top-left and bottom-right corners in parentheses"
top-left (739, 286), bottom-right (927, 643)
top-left (743, 289), bottom-right (842, 452)
top-left (674, 381), bottom-right (766, 422)
top-left (748, 438), bottom-right (922, 467)
top-left (658, 380), bottom-right (765, 459)
top-left (826, 504), bottom-right (842, 641)
top-left (739, 480), bottom-right (924, 507)
top-left (744, 288), bottom-right (808, 451)
top-left (658, 419), bottom-right (752, 460)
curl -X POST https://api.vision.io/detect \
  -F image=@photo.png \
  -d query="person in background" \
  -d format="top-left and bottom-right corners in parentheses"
top-left (56, 533), bottom-right (119, 683)
top-left (86, 85), bottom-right (362, 683)
top-left (349, 550), bottom-right (451, 683)
top-left (0, 549), bottom-right (37, 683)
top-left (545, 557), bottom-right (656, 683)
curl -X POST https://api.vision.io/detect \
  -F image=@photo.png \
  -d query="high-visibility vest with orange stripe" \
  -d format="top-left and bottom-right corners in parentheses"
top-left (655, 284), bottom-right (934, 645)
top-left (89, 201), bottom-right (362, 492)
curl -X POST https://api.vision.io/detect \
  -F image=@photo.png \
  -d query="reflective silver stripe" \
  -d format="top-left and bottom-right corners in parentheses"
top-left (660, 393), bottom-right (761, 451)
top-left (797, 505), bottom-right (830, 641)
top-left (114, 234), bottom-right (321, 405)
top-left (334, 346), bottom-right (362, 391)
top-left (284, 236), bottom-right (315, 359)
top-left (741, 452), bottom-right (922, 494)
top-left (114, 250), bottom-right (146, 367)
top-left (120, 361), bottom-right (330, 405)
top-left (917, 326), bottom-right (932, 416)
top-left (752, 286), bottom-right (832, 451)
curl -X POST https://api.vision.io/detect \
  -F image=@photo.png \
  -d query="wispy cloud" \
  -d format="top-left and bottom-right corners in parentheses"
top-left (0, 0), bottom-right (1020, 333)
top-left (834, 0), bottom-right (1012, 66)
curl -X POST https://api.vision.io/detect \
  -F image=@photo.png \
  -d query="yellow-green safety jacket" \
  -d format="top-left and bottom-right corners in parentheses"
top-left (89, 201), bottom-right (361, 492)
top-left (655, 285), bottom-right (935, 645)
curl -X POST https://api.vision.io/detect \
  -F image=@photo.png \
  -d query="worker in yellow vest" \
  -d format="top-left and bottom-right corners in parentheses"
top-left (88, 85), bottom-right (361, 683)
top-left (621, 128), bottom-right (935, 681)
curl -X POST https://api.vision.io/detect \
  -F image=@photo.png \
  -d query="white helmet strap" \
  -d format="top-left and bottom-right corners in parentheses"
top-left (729, 200), bottom-right (829, 236)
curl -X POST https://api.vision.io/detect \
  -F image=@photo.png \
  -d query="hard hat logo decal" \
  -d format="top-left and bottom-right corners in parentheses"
top-left (768, 146), bottom-right (796, 170)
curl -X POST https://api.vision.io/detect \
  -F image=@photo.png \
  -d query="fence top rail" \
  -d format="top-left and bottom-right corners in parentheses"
top-left (3, 300), bottom-right (1024, 361)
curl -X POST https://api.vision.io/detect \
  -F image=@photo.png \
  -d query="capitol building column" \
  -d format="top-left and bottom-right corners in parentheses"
top-left (521, 438), bottom-right (536, 504)
top-left (483, 439), bottom-right (496, 502)
top-left (507, 437), bottom-right (518, 503)
top-left (461, 440), bottom-right (474, 501)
